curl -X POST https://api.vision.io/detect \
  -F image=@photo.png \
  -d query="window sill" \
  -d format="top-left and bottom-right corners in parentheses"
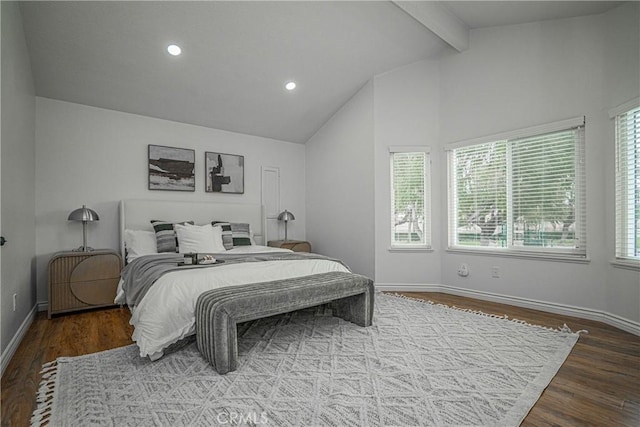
top-left (446, 247), bottom-right (590, 264)
top-left (610, 259), bottom-right (640, 271)
top-left (388, 246), bottom-right (434, 253)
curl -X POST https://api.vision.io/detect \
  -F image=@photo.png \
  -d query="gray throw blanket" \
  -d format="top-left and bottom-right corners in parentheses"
top-left (120, 251), bottom-right (350, 307)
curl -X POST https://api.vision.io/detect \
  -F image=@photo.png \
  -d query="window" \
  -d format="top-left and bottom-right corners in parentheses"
top-left (614, 103), bottom-right (640, 262)
top-left (447, 118), bottom-right (586, 257)
top-left (390, 147), bottom-right (431, 248)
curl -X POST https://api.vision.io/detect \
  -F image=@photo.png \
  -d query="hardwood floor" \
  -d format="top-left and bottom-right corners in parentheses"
top-left (1, 293), bottom-right (638, 426)
top-left (401, 292), bottom-right (640, 427)
top-left (1, 307), bottom-right (134, 427)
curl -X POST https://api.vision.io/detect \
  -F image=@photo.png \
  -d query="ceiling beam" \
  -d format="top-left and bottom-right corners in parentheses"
top-left (393, 1), bottom-right (469, 52)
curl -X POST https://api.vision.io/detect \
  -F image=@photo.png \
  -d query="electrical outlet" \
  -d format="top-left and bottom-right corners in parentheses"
top-left (458, 264), bottom-right (469, 277)
top-left (13, 293), bottom-right (17, 311)
top-left (491, 266), bottom-right (501, 278)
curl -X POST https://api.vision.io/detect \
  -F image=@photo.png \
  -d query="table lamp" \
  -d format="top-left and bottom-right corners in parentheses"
top-left (68, 205), bottom-right (100, 251)
top-left (277, 209), bottom-right (295, 241)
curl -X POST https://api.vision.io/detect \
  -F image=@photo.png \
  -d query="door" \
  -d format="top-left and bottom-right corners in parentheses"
top-left (261, 166), bottom-right (280, 243)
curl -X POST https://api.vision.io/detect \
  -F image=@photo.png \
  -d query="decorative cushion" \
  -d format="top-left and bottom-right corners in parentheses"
top-left (212, 222), bottom-right (252, 247)
top-left (211, 222), bottom-right (234, 250)
top-left (151, 220), bottom-right (194, 253)
top-left (175, 223), bottom-right (226, 253)
top-left (124, 229), bottom-right (158, 263)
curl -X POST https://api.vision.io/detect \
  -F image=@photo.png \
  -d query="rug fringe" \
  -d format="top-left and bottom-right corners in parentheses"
top-left (387, 292), bottom-right (589, 335)
top-left (30, 360), bottom-right (59, 427)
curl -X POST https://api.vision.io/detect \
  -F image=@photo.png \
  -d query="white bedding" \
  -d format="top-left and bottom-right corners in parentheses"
top-left (115, 245), bottom-right (350, 359)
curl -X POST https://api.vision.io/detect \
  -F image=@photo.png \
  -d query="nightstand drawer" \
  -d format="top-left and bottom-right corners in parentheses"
top-left (48, 250), bottom-right (122, 318)
top-left (267, 240), bottom-right (311, 252)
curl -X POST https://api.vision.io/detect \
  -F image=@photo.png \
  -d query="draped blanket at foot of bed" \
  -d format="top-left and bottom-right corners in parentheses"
top-left (195, 271), bottom-right (374, 374)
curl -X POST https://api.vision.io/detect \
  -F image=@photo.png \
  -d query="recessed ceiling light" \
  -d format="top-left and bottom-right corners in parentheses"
top-left (167, 44), bottom-right (182, 56)
top-left (285, 81), bottom-right (297, 91)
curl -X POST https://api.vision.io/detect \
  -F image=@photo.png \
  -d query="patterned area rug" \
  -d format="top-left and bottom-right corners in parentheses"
top-left (32, 294), bottom-right (580, 426)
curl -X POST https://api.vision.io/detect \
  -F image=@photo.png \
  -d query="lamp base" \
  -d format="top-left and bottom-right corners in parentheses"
top-left (72, 246), bottom-right (96, 252)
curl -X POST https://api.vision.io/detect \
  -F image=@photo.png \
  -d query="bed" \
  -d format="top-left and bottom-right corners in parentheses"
top-left (116, 199), bottom-right (357, 361)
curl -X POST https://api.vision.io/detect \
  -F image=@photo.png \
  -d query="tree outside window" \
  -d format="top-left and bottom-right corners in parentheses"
top-left (391, 150), bottom-right (430, 247)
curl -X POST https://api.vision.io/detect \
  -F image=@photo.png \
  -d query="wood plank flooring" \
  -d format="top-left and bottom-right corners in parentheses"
top-left (1, 293), bottom-right (639, 426)
top-left (1, 307), bottom-right (134, 427)
top-left (401, 292), bottom-right (640, 427)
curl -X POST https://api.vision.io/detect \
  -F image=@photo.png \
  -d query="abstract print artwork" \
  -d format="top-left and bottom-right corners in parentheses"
top-left (148, 145), bottom-right (195, 191)
top-left (205, 152), bottom-right (244, 194)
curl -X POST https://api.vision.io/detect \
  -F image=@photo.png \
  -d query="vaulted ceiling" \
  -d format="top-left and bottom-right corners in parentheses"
top-left (19, 1), bottom-right (621, 144)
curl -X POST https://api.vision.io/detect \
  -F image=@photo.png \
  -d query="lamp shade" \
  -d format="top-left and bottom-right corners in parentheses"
top-left (68, 205), bottom-right (100, 222)
top-left (277, 210), bottom-right (295, 222)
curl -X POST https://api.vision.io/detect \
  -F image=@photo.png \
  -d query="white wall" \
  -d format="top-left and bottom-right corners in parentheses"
top-left (438, 8), bottom-right (639, 322)
top-left (603, 2), bottom-right (639, 110)
top-left (1, 2), bottom-right (37, 355)
top-left (373, 60), bottom-right (441, 286)
top-left (306, 82), bottom-right (375, 278)
top-left (305, 2), bottom-right (640, 328)
top-left (35, 98), bottom-right (306, 304)
top-left (602, 2), bottom-right (640, 322)
top-left (19, 2), bottom-right (640, 336)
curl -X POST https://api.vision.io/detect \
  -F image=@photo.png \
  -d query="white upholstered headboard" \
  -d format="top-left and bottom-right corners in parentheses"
top-left (119, 199), bottom-right (264, 259)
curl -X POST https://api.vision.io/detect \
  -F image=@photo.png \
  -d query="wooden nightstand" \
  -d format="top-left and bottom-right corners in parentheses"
top-left (267, 240), bottom-right (312, 252)
top-left (48, 249), bottom-right (122, 318)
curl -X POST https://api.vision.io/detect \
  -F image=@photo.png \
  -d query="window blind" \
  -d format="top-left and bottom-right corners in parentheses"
top-left (615, 105), bottom-right (640, 261)
top-left (448, 142), bottom-right (506, 248)
top-left (510, 128), bottom-right (586, 253)
top-left (448, 121), bottom-right (586, 256)
top-left (390, 149), bottom-right (431, 248)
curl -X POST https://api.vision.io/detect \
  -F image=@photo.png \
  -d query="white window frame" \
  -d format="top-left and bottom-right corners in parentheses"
top-left (610, 98), bottom-right (640, 269)
top-left (389, 146), bottom-right (431, 251)
top-left (446, 117), bottom-right (587, 260)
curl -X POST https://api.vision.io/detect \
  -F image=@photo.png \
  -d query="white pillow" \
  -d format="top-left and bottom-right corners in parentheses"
top-left (125, 229), bottom-right (158, 263)
top-left (175, 223), bottom-right (226, 253)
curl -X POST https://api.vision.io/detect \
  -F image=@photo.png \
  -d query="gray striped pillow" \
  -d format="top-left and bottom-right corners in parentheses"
top-left (212, 221), bottom-right (252, 247)
top-left (151, 220), bottom-right (194, 253)
top-left (211, 222), bottom-right (233, 250)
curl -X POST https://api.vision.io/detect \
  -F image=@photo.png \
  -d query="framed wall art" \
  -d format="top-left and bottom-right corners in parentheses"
top-left (205, 152), bottom-right (244, 194)
top-left (148, 144), bottom-right (195, 191)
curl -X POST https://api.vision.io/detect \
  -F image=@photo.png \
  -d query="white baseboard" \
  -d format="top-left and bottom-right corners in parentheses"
top-left (376, 283), bottom-right (441, 293)
top-left (376, 282), bottom-right (640, 336)
top-left (1, 304), bottom-right (38, 377)
top-left (37, 301), bottom-right (48, 312)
